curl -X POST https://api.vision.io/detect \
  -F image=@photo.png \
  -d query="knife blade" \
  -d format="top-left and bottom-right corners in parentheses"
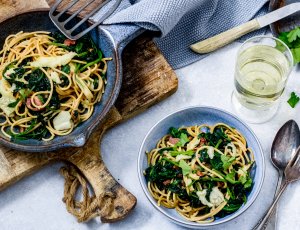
top-left (258, 2), bottom-right (300, 27)
top-left (190, 3), bottom-right (300, 54)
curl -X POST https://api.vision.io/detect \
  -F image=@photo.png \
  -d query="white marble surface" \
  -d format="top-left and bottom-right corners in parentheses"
top-left (0, 41), bottom-right (300, 230)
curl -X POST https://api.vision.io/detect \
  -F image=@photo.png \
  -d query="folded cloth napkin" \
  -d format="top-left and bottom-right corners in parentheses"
top-left (95, 0), bottom-right (269, 69)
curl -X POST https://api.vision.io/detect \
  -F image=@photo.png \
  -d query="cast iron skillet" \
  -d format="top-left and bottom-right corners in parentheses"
top-left (270, 0), bottom-right (300, 36)
top-left (0, 9), bottom-right (142, 152)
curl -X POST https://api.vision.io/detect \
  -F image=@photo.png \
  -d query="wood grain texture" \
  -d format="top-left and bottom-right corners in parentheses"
top-left (0, 0), bottom-right (49, 20)
top-left (116, 34), bottom-right (178, 119)
top-left (0, 0), bottom-right (178, 223)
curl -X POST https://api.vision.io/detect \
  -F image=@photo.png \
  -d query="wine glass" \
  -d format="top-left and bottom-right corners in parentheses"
top-left (231, 36), bottom-right (294, 123)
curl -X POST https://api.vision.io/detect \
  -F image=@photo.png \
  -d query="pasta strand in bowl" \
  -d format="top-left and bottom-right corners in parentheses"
top-left (144, 123), bottom-right (255, 223)
top-left (0, 31), bottom-right (111, 141)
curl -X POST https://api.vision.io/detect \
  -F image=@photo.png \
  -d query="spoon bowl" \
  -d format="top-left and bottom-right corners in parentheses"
top-left (271, 120), bottom-right (300, 171)
top-left (255, 146), bottom-right (300, 229)
top-left (258, 120), bottom-right (300, 229)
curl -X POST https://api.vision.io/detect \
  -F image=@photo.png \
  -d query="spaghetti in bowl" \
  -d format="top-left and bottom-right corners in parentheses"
top-left (137, 106), bottom-right (265, 228)
top-left (0, 31), bottom-right (110, 141)
top-left (0, 10), bottom-right (122, 152)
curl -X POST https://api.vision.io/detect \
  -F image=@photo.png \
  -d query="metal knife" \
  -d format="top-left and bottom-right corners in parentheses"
top-left (190, 3), bottom-right (300, 54)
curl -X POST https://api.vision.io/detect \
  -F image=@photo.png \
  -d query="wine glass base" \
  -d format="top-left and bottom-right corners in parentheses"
top-left (231, 92), bottom-right (279, 124)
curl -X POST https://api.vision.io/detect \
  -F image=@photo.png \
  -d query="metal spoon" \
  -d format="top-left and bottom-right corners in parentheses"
top-left (269, 120), bottom-right (300, 229)
top-left (271, 120), bottom-right (300, 187)
top-left (256, 145), bottom-right (300, 229)
top-left (254, 120), bottom-right (300, 230)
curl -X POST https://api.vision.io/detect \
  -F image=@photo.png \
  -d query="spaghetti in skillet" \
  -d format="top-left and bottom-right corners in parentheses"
top-left (0, 31), bottom-right (110, 141)
top-left (144, 123), bottom-right (255, 223)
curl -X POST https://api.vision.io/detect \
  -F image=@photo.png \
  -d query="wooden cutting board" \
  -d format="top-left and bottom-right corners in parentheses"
top-left (0, 0), bottom-right (178, 223)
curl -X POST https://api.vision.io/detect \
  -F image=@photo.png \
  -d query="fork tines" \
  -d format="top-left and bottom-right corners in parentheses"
top-left (49, 0), bottom-right (122, 40)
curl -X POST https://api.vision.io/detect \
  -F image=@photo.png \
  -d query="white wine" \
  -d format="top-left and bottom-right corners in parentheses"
top-left (234, 45), bottom-right (291, 109)
top-left (232, 36), bottom-right (293, 123)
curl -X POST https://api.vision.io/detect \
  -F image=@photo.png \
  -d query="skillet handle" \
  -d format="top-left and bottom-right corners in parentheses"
top-left (100, 24), bottom-right (145, 52)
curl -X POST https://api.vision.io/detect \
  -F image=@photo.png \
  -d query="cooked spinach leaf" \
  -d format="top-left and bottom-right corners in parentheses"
top-left (145, 161), bottom-right (181, 184)
top-left (7, 99), bottom-right (20, 108)
top-left (61, 64), bottom-right (70, 74)
top-left (198, 127), bottom-right (231, 150)
top-left (210, 152), bottom-right (223, 170)
top-left (169, 127), bottom-right (188, 138)
top-left (10, 119), bottom-right (49, 141)
top-left (26, 69), bottom-right (50, 91)
top-left (199, 149), bottom-right (210, 163)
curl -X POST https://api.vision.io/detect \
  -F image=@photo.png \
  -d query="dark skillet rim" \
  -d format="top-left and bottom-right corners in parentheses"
top-left (0, 9), bottom-right (122, 152)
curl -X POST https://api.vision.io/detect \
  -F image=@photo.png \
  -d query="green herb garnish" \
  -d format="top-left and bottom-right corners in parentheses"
top-left (277, 27), bottom-right (300, 63)
top-left (288, 92), bottom-right (300, 108)
top-left (169, 150), bottom-right (194, 157)
top-left (174, 133), bottom-right (190, 147)
top-left (221, 155), bottom-right (235, 170)
top-left (179, 160), bottom-right (191, 176)
top-left (225, 171), bottom-right (239, 184)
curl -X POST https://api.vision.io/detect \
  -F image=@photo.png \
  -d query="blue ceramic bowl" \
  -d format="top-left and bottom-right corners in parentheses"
top-left (137, 106), bottom-right (265, 228)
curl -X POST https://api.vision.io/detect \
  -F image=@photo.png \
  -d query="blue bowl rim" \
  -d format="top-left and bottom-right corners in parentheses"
top-left (137, 105), bottom-right (265, 228)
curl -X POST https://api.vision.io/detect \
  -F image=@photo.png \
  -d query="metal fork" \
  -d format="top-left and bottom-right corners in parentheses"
top-left (49, 0), bottom-right (122, 40)
top-left (254, 146), bottom-right (300, 230)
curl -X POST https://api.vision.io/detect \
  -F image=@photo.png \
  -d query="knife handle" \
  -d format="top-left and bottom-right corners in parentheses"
top-left (190, 19), bottom-right (260, 54)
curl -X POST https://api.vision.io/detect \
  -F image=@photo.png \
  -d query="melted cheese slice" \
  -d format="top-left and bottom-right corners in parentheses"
top-left (53, 111), bottom-right (72, 131)
top-left (30, 52), bottom-right (77, 68)
top-left (196, 189), bottom-right (213, 207)
top-left (0, 79), bottom-right (16, 117)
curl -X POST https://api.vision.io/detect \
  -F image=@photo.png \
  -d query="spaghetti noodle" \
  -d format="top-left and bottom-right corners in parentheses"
top-left (0, 31), bottom-right (110, 141)
top-left (144, 123), bottom-right (255, 223)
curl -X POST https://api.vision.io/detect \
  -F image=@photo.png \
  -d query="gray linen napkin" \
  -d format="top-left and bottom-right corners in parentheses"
top-left (95, 0), bottom-right (270, 69)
